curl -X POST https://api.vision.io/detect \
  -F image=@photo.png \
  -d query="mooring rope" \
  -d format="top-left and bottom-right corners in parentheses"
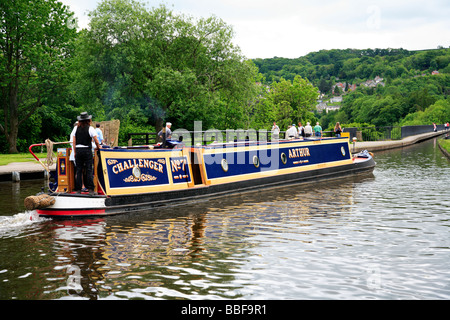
top-left (43, 139), bottom-right (71, 167)
top-left (45, 139), bottom-right (55, 167)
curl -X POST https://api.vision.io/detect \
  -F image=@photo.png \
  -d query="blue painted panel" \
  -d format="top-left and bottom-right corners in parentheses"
top-left (204, 141), bottom-right (350, 180)
top-left (59, 158), bottom-right (67, 176)
top-left (105, 158), bottom-right (169, 188)
top-left (169, 156), bottom-right (192, 184)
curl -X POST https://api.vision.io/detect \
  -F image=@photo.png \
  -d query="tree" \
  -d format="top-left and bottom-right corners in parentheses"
top-left (0, 0), bottom-right (76, 153)
top-left (401, 99), bottom-right (450, 125)
top-left (318, 78), bottom-right (331, 94)
top-left (75, 0), bottom-right (259, 132)
top-left (256, 76), bottom-right (318, 129)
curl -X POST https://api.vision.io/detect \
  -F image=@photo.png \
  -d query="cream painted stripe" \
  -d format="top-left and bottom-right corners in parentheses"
top-left (106, 182), bottom-right (190, 196)
top-left (166, 157), bottom-right (173, 185)
top-left (203, 139), bottom-right (350, 155)
top-left (100, 150), bottom-right (184, 158)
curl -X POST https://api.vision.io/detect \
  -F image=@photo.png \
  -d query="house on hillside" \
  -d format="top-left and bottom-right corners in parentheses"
top-left (362, 76), bottom-right (385, 88)
top-left (362, 79), bottom-right (376, 87)
top-left (432, 70), bottom-right (440, 75)
top-left (332, 82), bottom-right (346, 94)
top-left (316, 101), bottom-right (328, 112)
top-left (329, 96), bottom-right (343, 103)
top-left (316, 96), bottom-right (342, 113)
top-left (315, 102), bottom-right (341, 113)
top-left (374, 76), bottom-right (383, 83)
top-left (325, 105), bottom-right (340, 113)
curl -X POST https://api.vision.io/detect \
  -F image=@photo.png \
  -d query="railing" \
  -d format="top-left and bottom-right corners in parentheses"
top-left (128, 130), bottom-right (275, 146)
top-left (344, 124), bottom-right (445, 142)
top-left (127, 132), bottom-right (159, 145)
top-left (127, 124), bottom-right (446, 146)
top-left (343, 126), bottom-right (402, 142)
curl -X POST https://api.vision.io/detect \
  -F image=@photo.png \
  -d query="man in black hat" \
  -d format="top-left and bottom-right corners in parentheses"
top-left (72, 112), bottom-right (101, 195)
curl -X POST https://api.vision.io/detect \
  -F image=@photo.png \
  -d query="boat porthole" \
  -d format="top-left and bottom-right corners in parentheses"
top-left (221, 158), bottom-right (229, 172)
top-left (281, 153), bottom-right (287, 165)
top-left (341, 146), bottom-right (346, 156)
top-left (253, 155), bottom-right (260, 168)
top-left (132, 166), bottom-right (141, 179)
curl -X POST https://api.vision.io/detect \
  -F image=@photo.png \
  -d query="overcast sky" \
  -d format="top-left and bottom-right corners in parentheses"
top-left (61, 0), bottom-right (450, 59)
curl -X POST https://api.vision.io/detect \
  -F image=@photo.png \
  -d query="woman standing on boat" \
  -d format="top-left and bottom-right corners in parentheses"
top-left (298, 122), bottom-right (305, 138)
top-left (334, 122), bottom-right (342, 137)
top-left (72, 112), bottom-right (101, 195)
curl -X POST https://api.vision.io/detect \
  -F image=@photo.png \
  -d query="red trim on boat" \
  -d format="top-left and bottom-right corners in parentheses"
top-left (36, 209), bottom-right (106, 216)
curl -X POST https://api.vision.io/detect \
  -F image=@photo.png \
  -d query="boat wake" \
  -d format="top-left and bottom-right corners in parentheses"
top-left (0, 211), bottom-right (49, 237)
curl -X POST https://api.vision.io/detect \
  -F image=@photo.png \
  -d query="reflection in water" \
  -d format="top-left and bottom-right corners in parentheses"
top-left (38, 174), bottom-right (366, 300)
top-left (0, 179), bottom-right (47, 216)
top-left (0, 137), bottom-right (449, 300)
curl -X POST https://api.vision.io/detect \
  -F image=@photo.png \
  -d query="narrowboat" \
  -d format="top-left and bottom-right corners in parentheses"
top-left (26, 136), bottom-right (375, 218)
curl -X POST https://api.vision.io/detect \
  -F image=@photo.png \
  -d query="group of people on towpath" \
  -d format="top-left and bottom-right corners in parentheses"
top-left (271, 121), bottom-right (342, 140)
top-left (436, 122), bottom-right (450, 132)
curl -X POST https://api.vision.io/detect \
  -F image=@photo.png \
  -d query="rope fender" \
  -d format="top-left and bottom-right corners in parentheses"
top-left (24, 194), bottom-right (55, 211)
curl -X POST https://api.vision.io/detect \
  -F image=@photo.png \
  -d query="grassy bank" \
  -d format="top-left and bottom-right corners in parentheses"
top-left (438, 139), bottom-right (450, 158)
top-left (438, 139), bottom-right (450, 151)
top-left (0, 153), bottom-right (47, 166)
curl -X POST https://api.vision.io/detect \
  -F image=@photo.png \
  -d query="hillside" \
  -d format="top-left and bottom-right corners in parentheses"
top-left (253, 48), bottom-right (450, 129)
top-left (253, 48), bottom-right (450, 86)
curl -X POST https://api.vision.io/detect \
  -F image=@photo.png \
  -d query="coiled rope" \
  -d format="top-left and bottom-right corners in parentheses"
top-left (24, 193), bottom-right (56, 210)
top-left (45, 139), bottom-right (55, 167)
top-left (41, 139), bottom-right (71, 192)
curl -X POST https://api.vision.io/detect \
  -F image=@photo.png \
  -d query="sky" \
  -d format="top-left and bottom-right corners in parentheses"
top-left (60, 0), bottom-right (450, 59)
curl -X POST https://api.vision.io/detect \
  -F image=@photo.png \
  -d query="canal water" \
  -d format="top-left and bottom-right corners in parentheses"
top-left (0, 138), bottom-right (449, 300)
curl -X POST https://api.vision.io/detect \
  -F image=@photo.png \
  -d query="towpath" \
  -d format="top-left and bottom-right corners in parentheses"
top-left (0, 161), bottom-right (56, 182)
top-left (352, 130), bottom-right (447, 153)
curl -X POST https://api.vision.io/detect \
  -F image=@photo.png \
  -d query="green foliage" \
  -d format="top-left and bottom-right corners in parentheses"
top-left (400, 99), bottom-right (450, 126)
top-left (73, 0), bottom-right (260, 133)
top-left (245, 75), bottom-right (319, 131)
top-left (255, 48), bottom-right (450, 129)
top-left (0, 153), bottom-right (48, 166)
top-left (337, 74), bottom-right (449, 127)
top-left (439, 138), bottom-right (450, 154)
top-left (0, 0), bottom-right (77, 153)
top-left (2, 0), bottom-right (449, 154)
top-left (254, 48), bottom-right (450, 85)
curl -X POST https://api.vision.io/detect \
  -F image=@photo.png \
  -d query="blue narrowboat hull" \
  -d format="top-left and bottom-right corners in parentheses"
top-left (36, 137), bottom-right (375, 218)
